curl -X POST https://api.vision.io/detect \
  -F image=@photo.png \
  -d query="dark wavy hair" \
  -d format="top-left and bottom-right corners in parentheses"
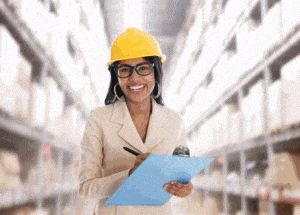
top-left (104, 56), bottom-right (164, 106)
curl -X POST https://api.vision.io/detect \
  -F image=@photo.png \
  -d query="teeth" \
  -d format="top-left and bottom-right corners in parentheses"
top-left (130, 85), bottom-right (144, 90)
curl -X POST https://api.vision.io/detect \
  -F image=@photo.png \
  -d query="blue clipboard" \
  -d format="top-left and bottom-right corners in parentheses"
top-left (105, 154), bottom-right (214, 206)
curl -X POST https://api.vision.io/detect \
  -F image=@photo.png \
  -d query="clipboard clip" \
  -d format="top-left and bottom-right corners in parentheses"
top-left (172, 145), bottom-right (190, 157)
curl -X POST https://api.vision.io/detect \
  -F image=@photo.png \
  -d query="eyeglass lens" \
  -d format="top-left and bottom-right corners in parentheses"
top-left (117, 63), bottom-right (153, 78)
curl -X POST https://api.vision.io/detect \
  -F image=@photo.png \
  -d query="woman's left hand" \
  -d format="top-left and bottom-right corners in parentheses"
top-left (163, 181), bottom-right (193, 198)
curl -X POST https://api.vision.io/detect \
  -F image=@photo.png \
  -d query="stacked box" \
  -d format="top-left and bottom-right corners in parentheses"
top-left (0, 149), bottom-right (22, 190)
top-left (201, 196), bottom-right (223, 215)
top-left (47, 19), bottom-right (78, 79)
top-left (11, 207), bottom-right (50, 215)
top-left (43, 153), bottom-right (58, 192)
top-left (259, 200), bottom-right (270, 215)
top-left (261, 3), bottom-right (282, 52)
top-left (268, 80), bottom-right (284, 132)
top-left (282, 80), bottom-right (300, 126)
top-left (241, 80), bottom-right (264, 139)
top-left (294, 205), bottom-right (300, 215)
top-left (281, 55), bottom-right (300, 126)
top-left (57, 0), bottom-right (80, 31)
top-left (30, 82), bottom-right (47, 128)
top-left (0, 25), bottom-right (20, 87)
top-left (266, 152), bottom-right (300, 190)
top-left (62, 105), bottom-right (80, 143)
top-left (203, 0), bottom-right (212, 24)
top-left (199, 120), bottom-right (214, 153)
top-left (18, 56), bottom-right (32, 91)
top-left (224, 0), bottom-right (248, 26)
top-left (223, 104), bottom-right (241, 144)
top-left (45, 77), bottom-right (65, 136)
top-left (33, 3), bottom-right (54, 46)
top-left (213, 54), bottom-right (230, 97)
top-left (14, 84), bottom-right (30, 122)
top-left (237, 21), bottom-right (265, 72)
top-left (282, 0), bottom-right (300, 36)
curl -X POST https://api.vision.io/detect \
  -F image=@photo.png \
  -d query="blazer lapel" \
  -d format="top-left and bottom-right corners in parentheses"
top-left (144, 98), bottom-right (166, 150)
top-left (110, 99), bottom-right (149, 154)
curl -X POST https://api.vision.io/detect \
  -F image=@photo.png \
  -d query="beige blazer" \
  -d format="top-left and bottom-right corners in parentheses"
top-left (79, 98), bottom-right (193, 215)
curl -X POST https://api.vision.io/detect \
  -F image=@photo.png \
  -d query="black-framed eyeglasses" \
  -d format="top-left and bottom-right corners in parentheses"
top-left (114, 62), bottom-right (155, 78)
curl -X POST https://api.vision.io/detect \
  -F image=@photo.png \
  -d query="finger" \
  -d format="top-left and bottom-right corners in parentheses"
top-left (165, 183), bottom-right (193, 197)
top-left (167, 186), bottom-right (187, 198)
top-left (170, 181), bottom-right (183, 189)
top-left (139, 152), bottom-right (150, 160)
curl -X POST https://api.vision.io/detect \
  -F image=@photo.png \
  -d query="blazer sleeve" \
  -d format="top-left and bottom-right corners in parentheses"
top-left (78, 110), bottom-right (130, 202)
top-left (175, 115), bottom-right (187, 148)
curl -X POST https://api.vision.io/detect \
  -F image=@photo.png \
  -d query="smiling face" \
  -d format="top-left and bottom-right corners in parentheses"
top-left (117, 58), bottom-right (155, 105)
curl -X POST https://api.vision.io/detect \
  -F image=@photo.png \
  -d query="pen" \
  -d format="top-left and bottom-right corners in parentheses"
top-left (123, 147), bottom-right (140, 156)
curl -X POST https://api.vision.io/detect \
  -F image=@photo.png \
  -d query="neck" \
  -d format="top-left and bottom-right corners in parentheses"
top-left (125, 97), bottom-right (152, 118)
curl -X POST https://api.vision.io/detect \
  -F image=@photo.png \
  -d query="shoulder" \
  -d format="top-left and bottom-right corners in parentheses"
top-left (157, 104), bottom-right (184, 124)
top-left (87, 104), bottom-right (114, 122)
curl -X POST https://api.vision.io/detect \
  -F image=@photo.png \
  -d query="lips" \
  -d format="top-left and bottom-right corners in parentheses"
top-left (129, 85), bottom-right (145, 91)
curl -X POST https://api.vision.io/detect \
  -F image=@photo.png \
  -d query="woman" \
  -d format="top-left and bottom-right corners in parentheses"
top-left (79, 28), bottom-right (198, 215)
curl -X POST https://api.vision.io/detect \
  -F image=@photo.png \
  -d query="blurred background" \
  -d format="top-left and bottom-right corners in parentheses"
top-left (0, 0), bottom-right (300, 214)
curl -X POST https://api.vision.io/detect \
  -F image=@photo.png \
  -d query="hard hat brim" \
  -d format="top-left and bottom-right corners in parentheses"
top-left (107, 54), bottom-right (166, 68)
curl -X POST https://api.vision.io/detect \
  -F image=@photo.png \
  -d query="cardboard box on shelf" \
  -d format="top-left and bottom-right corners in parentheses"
top-left (61, 105), bottom-right (80, 143)
top-left (30, 208), bottom-right (51, 215)
top-left (281, 55), bottom-right (300, 81)
top-left (29, 82), bottom-right (47, 128)
top-left (202, 195), bottom-right (223, 215)
top-left (282, 0), bottom-right (300, 36)
top-left (11, 207), bottom-right (51, 215)
top-left (237, 21), bottom-right (265, 71)
top-left (0, 84), bottom-right (17, 117)
top-left (0, 149), bottom-right (20, 175)
top-left (10, 0), bottom-right (37, 22)
top-left (259, 199), bottom-right (270, 215)
top-left (33, 5), bottom-right (54, 47)
top-left (0, 25), bottom-right (21, 87)
top-left (17, 56), bottom-right (32, 91)
top-left (58, 0), bottom-right (80, 31)
top-left (266, 152), bottom-right (300, 190)
top-left (62, 206), bottom-right (73, 215)
top-left (282, 80), bottom-right (300, 126)
top-left (26, 165), bottom-right (38, 186)
top-left (43, 154), bottom-right (58, 192)
top-left (229, 111), bottom-right (241, 143)
top-left (261, 3), bottom-right (282, 53)
top-left (241, 94), bottom-right (253, 139)
top-left (294, 204), bottom-right (300, 215)
top-left (242, 80), bottom-right (264, 139)
top-left (224, 0), bottom-right (247, 25)
top-left (45, 77), bottom-right (65, 136)
top-left (0, 149), bottom-right (22, 190)
top-left (268, 80), bottom-right (284, 132)
top-left (14, 84), bottom-right (30, 123)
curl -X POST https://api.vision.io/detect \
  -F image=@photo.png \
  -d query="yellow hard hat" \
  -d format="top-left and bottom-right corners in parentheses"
top-left (107, 28), bottom-right (166, 67)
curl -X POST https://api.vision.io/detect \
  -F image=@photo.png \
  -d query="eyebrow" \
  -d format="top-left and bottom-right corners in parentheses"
top-left (118, 62), bottom-right (149, 67)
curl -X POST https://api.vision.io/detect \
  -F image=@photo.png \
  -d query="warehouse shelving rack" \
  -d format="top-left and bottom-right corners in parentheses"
top-left (177, 0), bottom-right (300, 214)
top-left (0, 2), bottom-right (97, 214)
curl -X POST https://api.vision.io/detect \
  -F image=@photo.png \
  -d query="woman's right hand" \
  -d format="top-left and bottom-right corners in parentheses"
top-left (129, 152), bottom-right (150, 175)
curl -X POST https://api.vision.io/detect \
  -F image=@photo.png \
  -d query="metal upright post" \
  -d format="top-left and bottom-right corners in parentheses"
top-left (241, 150), bottom-right (247, 214)
top-left (223, 154), bottom-right (229, 214)
top-left (37, 143), bottom-right (44, 210)
top-left (55, 150), bottom-right (63, 215)
top-left (263, 66), bottom-right (276, 215)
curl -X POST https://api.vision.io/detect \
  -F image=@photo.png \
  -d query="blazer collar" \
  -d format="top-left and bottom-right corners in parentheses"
top-left (110, 97), bottom-right (165, 154)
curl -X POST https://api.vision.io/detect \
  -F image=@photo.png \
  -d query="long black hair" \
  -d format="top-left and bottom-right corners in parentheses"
top-left (104, 56), bottom-right (164, 106)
